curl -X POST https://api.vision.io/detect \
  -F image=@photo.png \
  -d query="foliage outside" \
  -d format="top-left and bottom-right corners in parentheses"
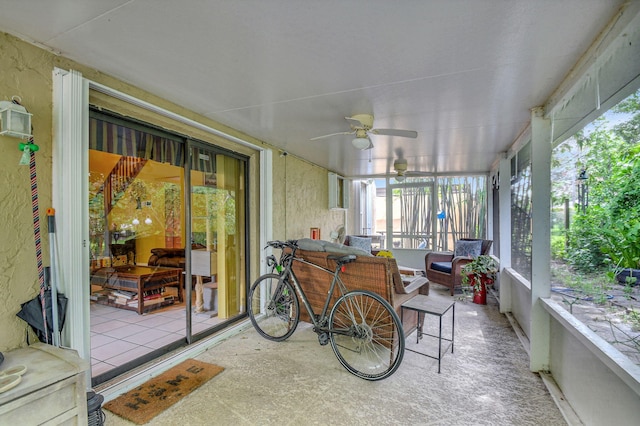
top-left (554, 90), bottom-right (640, 274)
top-left (388, 175), bottom-right (487, 251)
top-left (551, 89), bottom-right (640, 364)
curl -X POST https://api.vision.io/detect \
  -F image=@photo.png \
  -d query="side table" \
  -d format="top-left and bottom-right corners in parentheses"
top-left (0, 343), bottom-right (89, 424)
top-left (401, 295), bottom-right (455, 373)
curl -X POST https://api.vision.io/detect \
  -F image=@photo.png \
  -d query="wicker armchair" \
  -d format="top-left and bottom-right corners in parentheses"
top-left (425, 239), bottom-right (493, 296)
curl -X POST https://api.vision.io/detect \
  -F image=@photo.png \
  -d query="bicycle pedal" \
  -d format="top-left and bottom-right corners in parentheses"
top-left (317, 332), bottom-right (329, 346)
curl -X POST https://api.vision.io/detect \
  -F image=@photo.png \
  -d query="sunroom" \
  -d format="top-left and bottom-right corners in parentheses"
top-left (1, 2), bottom-right (639, 424)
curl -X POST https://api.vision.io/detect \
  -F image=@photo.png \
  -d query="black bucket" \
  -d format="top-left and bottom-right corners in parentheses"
top-left (87, 391), bottom-right (105, 426)
top-left (615, 268), bottom-right (640, 285)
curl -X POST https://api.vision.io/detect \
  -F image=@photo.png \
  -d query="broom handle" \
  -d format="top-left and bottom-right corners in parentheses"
top-left (47, 208), bottom-right (61, 347)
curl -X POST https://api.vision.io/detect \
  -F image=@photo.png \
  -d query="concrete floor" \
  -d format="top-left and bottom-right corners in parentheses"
top-left (103, 287), bottom-right (567, 425)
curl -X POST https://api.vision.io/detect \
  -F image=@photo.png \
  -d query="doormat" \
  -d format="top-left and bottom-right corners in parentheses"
top-left (104, 359), bottom-right (224, 424)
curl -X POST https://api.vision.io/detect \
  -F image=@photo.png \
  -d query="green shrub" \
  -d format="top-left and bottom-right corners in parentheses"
top-left (551, 234), bottom-right (566, 259)
top-left (566, 208), bottom-right (609, 272)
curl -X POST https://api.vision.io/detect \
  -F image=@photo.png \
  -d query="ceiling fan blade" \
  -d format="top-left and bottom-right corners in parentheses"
top-left (345, 116), bottom-right (366, 128)
top-left (370, 128), bottom-right (418, 138)
top-left (310, 131), bottom-right (354, 141)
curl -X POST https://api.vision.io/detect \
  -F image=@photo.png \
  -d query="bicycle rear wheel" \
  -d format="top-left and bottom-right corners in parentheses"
top-left (329, 290), bottom-right (404, 381)
top-left (248, 273), bottom-right (300, 341)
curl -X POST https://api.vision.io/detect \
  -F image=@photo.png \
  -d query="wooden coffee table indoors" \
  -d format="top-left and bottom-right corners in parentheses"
top-left (92, 265), bottom-right (182, 314)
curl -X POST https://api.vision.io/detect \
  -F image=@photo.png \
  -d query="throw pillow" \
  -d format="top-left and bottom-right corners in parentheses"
top-left (348, 236), bottom-right (372, 253)
top-left (454, 239), bottom-right (482, 258)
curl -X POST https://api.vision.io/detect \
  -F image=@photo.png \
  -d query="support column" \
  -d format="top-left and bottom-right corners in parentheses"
top-left (530, 107), bottom-right (552, 372)
top-left (498, 155), bottom-right (512, 314)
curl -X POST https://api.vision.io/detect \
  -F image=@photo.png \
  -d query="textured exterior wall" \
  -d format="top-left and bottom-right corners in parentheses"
top-left (281, 155), bottom-right (345, 241)
top-left (0, 31), bottom-right (349, 351)
top-left (0, 33), bottom-right (55, 350)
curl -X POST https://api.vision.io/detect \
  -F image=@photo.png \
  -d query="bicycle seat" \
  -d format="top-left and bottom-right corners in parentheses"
top-left (327, 254), bottom-right (357, 266)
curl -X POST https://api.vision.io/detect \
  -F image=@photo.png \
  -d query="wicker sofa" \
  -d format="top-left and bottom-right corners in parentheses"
top-left (291, 246), bottom-right (429, 336)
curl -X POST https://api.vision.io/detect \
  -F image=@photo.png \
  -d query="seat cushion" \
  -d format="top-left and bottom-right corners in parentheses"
top-left (297, 238), bottom-right (325, 252)
top-left (430, 261), bottom-right (452, 274)
top-left (454, 239), bottom-right (482, 257)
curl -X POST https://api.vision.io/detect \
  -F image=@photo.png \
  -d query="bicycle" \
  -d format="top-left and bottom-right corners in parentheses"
top-left (248, 240), bottom-right (405, 381)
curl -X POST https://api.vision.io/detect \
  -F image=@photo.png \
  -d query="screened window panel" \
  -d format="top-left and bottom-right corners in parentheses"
top-left (511, 142), bottom-right (532, 281)
top-left (550, 15), bottom-right (640, 144)
top-left (436, 176), bottom-right (487, 251)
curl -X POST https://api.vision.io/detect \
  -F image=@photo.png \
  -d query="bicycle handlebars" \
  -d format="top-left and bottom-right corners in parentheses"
top-left (265, 240), bottom-right (298, 250)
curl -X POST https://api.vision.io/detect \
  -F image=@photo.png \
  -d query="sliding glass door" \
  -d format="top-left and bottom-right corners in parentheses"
top-left (188, 143), bottom-right (247, 333)
top-left (88, 110), bottom-right (248, 386)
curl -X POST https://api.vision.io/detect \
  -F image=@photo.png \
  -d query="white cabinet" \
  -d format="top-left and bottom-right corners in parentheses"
top-left (0, 343), bottom-right (89, 425)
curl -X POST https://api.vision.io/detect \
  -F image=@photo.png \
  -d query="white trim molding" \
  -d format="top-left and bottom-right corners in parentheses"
top-left (52, 68), bottom-right (90, 362)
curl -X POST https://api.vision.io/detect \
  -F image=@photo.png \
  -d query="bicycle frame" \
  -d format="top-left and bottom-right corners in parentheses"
top-left (277, 249), bottom-right (353, 335)
top-left (252, 241), bottom-right (405, 381)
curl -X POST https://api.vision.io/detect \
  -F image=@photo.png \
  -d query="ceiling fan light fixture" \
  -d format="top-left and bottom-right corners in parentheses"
top-left (395, 175), bottom-right (405, 182)
top-left (352, 137), bottom-right (372, 150)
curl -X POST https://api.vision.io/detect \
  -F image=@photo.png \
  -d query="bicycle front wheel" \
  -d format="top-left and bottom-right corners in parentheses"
top-left (329, 290), bottom-right (405, 381)
top-left (248, 273), bottom-right (300, 341)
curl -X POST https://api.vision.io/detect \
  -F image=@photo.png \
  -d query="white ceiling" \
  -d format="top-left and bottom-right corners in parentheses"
top-left (0, 0), bottom-right (624, 178)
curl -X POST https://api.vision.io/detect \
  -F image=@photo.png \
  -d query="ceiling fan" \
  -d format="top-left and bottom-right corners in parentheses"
top-left (392, 159), bottom-right (429, 182)
top-left (310, 114), bottom-right (418, 150)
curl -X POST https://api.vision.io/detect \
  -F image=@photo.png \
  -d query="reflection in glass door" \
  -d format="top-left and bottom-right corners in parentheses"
top-left (88, 110), bottom-right (249, 386)
top-left (88, 110), bottom-right (189, 385)
top-left (189, 144), bottom-right (247, 334)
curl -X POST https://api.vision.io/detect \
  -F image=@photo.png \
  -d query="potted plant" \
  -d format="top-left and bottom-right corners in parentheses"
top-left (461, 255), bottom-right (499, 304)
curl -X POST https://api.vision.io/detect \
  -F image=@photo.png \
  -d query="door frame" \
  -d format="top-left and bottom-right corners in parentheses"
top-left (53, 68), bottom-right (273, 377)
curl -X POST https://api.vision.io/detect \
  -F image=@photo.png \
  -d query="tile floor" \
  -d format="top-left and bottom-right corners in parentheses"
top-left (90, 299), bottom-right (223, 378)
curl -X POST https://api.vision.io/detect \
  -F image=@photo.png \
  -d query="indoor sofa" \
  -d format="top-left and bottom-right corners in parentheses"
top-left (147, 244), bottom-right (210, 302)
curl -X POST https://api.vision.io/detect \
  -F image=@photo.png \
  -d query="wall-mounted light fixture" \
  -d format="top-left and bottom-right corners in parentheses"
top-left (0, 98), bottom-right (32, 139)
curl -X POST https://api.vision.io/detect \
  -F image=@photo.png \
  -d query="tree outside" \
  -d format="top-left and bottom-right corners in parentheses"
top-left (551, 89), bottom-right (640, 364)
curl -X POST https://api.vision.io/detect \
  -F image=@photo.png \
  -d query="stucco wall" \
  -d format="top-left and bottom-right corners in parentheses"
top-left (281, 155), bottom-right (346, 241)
top-left (0, 31), bottom-right (347, 351)
top-left (0, 33), bottom-right (55, 349)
